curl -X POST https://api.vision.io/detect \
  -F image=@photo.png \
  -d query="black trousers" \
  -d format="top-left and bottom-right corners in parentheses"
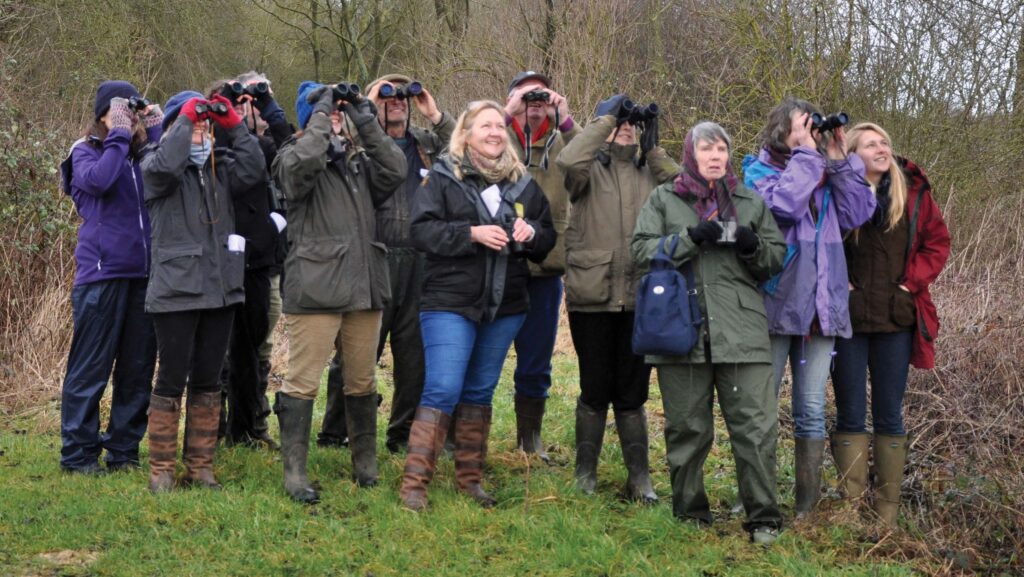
top-left (152, 307), bottom-right (235, 398)
top-left (222, 268), bottom-right (272, 440)
top-left (320, 249), bottom-right (425, 446)
top-left (568, 311), bottom-right (651, 412)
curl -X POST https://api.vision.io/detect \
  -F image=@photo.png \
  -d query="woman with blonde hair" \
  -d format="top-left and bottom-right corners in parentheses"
top-left (399, 100), bottom-right (555, 511)
top-left (831, 122), bottom-right (950, 527)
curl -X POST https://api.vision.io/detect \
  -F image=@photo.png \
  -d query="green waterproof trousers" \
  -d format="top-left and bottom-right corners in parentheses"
top-left (657, 362), bottom-right (782, 531)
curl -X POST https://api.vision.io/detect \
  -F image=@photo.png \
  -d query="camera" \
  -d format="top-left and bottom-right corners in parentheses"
top-left (332, 82), bottom-right (362, 104)
top-left (194, 101), bottom-right (229, 116)
top-left (811, 111), bottom-right (848, 132)
top-left (127, 96), bottom-right (150, 112)
top-left (379, 80), bottom-right (423, 100)
top-left (715, 219), bottom-right (737, 245)
top-left (523, 90), bottom-right (550, 103)
top-left (617, 99), bottom-right (659, 125)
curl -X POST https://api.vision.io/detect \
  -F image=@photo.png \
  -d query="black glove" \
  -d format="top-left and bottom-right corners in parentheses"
top-left (306, 85), bottom-right (335, 118)
top-left (593, 94), bottom-right (627, 119)
top-left (687, 220), bottom-right (723, 246)
top-left (343, 97), bottom-right (379, 128)
top-left (734, 225), bottom-right (759, 255)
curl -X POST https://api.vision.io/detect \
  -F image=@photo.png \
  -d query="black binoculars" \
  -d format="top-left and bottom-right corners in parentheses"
top-left (811, 112), bottom-right (848, 132)
top-left (379, 81), bottom-right (423, 100)
top-left (618, 99), bottom-right (659, 125)
top-left (523, 90), bottom-right (550, 103)
top-left (194, 101), bottom-right (229, 116)
top-left (332, 82), bottom-right (362, 104)
top-left (127, 96), bottom-right (150, 112)
top-left (221, 81), bottom-right (269, 103)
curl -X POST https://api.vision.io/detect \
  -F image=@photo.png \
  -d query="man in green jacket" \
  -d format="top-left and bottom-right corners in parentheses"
top-left (318, 74), bottom-right (455, 454)
top-left (631, 122), bottom-right (786, 544)
top-left (503, 71), bottom-right (579, 460)
top-left (271, 81), bottom-right (406, 503)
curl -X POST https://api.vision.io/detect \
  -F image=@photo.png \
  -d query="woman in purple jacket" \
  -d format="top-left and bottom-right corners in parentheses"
top-left (58, 81), bottom-right (163, 474)
top-left (743, 98), bottom-right (875, 518)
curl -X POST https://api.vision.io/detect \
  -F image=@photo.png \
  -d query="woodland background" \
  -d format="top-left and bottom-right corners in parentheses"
top-left (0, 0), bottom-right (1022, 574)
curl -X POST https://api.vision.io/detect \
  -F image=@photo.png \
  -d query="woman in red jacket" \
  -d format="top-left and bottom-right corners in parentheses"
top-left (830, 122), bottom-right (950, 527)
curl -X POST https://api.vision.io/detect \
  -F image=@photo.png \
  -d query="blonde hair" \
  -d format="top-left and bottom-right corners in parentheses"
top-left (448, 100), bottom-right (525, 182)
top-left (847, 122), bottom-right (906, 232)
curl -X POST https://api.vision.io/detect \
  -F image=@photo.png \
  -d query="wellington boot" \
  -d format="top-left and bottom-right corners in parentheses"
top-left (183, 391), bottom-right (222, 490)
top-left (251, 360), bottom-right (278, 451)
top-left (574, 400), bottom-right (606, 494)
top-left (274, 393), bottom-right (319, 504)
top-left (147, 394), bottom-right (181, 493)
top-left (454, 404), bottom-right (496, 508)
top-left (794, 438), bottom-right (825, 518)
top-left (614, 408), bottom-right (658, 504)
top-left (514, 394), bottom-right (550, 463)
top-left (400, 406), bottom-right (451, 511)
top-left (344, 393), bottom-right (379, 487)
top-left (831, 432), bottom-right (870, 502)
top-left (873, 434), bottom-right (908, 527)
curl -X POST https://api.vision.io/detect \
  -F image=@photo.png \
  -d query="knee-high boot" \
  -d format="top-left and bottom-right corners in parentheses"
top-left (399, 406), bottom-right (451, 511)
top-left (454, 404), bottom-right (496, 508)
top-left (183, 391), bottom-right (222, 489)
top-left (614, 407), bottom-right (658, 504)
top-left (147, 394), bottom-right (181, 493)
top-left (275, 392), bottom-right (319, 503)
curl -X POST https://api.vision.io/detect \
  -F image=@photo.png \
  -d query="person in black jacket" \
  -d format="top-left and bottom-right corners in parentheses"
top-left (399, 100), bottom-right (555, 511)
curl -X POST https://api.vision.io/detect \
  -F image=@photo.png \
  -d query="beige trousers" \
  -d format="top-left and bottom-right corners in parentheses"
top-left (282, 310), bottom-right (382, 400)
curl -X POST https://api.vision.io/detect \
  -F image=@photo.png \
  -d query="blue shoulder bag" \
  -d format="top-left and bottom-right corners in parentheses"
top-left (632, 235), bottom-right (703, 356)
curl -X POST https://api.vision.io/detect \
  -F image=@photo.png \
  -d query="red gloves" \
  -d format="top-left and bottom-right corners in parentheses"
top-left (207, 94), bottom-right (242, 129)
top-left (181, 97), bottom-right (205, 124)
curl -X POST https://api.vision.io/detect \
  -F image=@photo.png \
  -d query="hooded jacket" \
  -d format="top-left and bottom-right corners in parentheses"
top-left (273, 110), bottom-right (406, 314)
top-left (556, 115), bottom-right (680, 312)
top-left (141, 116), bottom-right (265, 313)
top-left (61, 122), bottom-right (162, 286)
top-left (743, 146), bottom-right (876, 338)
top-left (410, 156), bottom-right (556, 323)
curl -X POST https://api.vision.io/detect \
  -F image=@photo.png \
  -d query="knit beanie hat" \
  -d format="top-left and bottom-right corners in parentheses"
top-left (94, 81), bottom-right (141, 120)
top-left (295, 81), bottom-right (325, 129)
top-left (162, 90), bottom-right (204, 130)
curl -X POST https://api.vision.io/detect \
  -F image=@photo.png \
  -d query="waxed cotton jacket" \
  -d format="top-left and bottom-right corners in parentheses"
top-left (556, 115), bottom-right (680, 312)
top-left (508, 116), bottom-right (580, 277)
top-left (631, 181), bottom-right (787, 364)
top-left (141, 117), bottom-right (264, 313)
top-left (273, 111), bottom-right (406, 315)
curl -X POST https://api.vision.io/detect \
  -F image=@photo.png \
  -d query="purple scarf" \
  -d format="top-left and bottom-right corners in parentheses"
top-left (673, 130), bottom-right (739, 220)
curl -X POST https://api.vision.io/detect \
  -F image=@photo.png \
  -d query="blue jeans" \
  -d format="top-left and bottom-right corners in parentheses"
top-left (770, 335), bottom-right (834, 439)
top-left (831, 331), bottom-right (912, 436)
top-left (419, 311), bottom-right (527, 415)
top-left (61, 279), bottom-right (156, 469)
top-left (513, 276), bottom-right (563, 399)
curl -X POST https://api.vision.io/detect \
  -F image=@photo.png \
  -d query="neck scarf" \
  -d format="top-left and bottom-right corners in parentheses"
top-left (673, 131), bottom-right (738, 220)
top-left (510, 117), bottom-right (551, 149)
top-left (465, 147), bottom-right (520, 184)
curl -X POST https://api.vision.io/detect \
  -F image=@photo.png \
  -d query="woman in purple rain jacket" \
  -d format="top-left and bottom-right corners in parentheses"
top-left (743, 97), bottom-right (875, 518)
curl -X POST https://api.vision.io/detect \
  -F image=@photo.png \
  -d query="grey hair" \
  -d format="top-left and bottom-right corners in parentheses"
top-left (691, 121), bottom-right (732, 150)
top-left (236, 70), bottom-right (270, 85)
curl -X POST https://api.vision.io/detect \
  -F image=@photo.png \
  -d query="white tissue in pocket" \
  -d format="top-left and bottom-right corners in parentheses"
top-left (227, 234), bottom-right (246, 253)
top-left (270, 212), bottom-right (287, 233)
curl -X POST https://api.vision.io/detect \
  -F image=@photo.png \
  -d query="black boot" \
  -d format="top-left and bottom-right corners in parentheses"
top-left (515, 394), bottom-right (550, 463)
top-left (251, 359), bottom-right (278, 450)
top-left (614, 407), bottom-right (658, 504)
top-left (317, 355), bottom-right (348, 448)
top-left (274, 393), bottom-right (319, 504)
top-left (344, 393), bottom-right (378, 488)
top-left (794, 438), bottom-right (825, 519)
top-left (574, 400), bottom-right (606, 494)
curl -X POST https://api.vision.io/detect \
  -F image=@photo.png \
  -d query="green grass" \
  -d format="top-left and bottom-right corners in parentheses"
top-left (0, 354), bottom-right (920, 576)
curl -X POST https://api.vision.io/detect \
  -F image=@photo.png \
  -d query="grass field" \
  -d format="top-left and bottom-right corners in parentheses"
top-left (0, 353), bottom-right (922, 577)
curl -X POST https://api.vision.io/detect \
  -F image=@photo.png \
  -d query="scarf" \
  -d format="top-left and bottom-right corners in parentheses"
top-left (673, 130), bottom-right (739, 220)
top-left (510, 117), bottom-right (551, 149)
top-left (463, 147), bottom-right (522, 184)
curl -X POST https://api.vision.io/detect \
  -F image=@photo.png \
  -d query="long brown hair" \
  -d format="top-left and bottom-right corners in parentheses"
top-left (846, 122), bottom-right (906, 232)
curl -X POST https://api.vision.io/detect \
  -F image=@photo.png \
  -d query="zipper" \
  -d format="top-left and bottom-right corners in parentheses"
top-left (198, 166), bottom-right (227, 302)
top-left (130, 159), bottom-right (148, 271)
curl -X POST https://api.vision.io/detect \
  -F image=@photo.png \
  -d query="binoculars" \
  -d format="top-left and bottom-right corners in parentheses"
top-left (332, 82), bottom-right (362, 104)
top-left (127, 96), bottom-right (150, 112)
top-left (379, 81), bottom-right (423, 100)
top-left (811, 111), bottom-right (848, 132)
top-left (221, 81), bottom-right (269, 103)
top-left (617, 99), bottom-right (659, 125)
top-left (523, 90), bottom-right (550, 103)
top-left (194, 101), bottom-right (229, 116)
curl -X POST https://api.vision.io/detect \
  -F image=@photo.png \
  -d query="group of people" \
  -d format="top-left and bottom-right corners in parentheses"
top-left (58, 69), bottom-right (950, 545)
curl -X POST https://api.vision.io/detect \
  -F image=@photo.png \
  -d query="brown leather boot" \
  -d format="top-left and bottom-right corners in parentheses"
top-left (147, 394), bottom-right (181, 493)
top-left (454, 403), bottom-right (496, 508)
top-left (400, 406), bottom-right (451, 511)
top-left (183, 391), bottom-right (222, 489)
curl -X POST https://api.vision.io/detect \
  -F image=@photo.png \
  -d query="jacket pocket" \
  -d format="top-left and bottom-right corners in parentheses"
top-left (151, 245), bottom-right (203, 297)
top-left (565, 249), bottom-right (614, 305)
top-left (296, 241), bottom-right (349, 309)
top-left (890, 287), bottom-right (916, 327)
top-left (369, 241), bottom-right (391, 307)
